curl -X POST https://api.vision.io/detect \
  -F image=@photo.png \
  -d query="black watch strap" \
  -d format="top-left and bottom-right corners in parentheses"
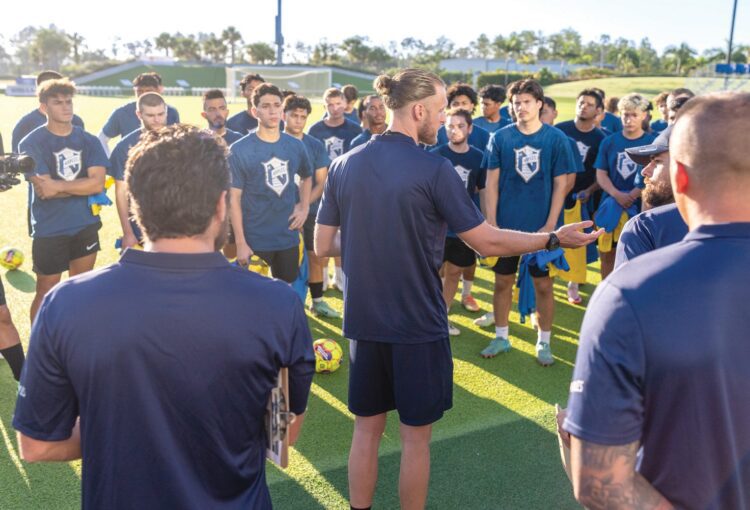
top-left (546, 232), bottom-right (560, 251)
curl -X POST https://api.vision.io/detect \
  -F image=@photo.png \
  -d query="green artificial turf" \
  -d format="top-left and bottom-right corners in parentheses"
top-left (0, 76), bottom-right (670, 509)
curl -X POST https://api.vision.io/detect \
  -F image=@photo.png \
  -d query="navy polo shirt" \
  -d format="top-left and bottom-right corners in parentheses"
top-left (436, 123), bottom-right (491, 152)
top-left (102, 102), bottom-right (180, 139)
top-left (229, 132), bottom-right (312, 251)
top-left (226, 110), bottom-right (258, 134)
top-left (19, 126), bottom-right (109, 237)
top-left (317, 132), bottom-right (484, 344)
top-left (565, 223), bottom-right (750, 509)
top-left (12, 109), bottom-right (85, 152)
top-left (615, 203), bottom-right (688, 268)
top-left (13, 249), bottom-right (315, 510)
top-left (308, 119), bottom-right (362, 161)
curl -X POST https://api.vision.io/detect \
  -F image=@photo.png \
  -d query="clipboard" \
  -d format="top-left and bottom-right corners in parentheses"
top-left (266, 368), bottom-right (296, 468)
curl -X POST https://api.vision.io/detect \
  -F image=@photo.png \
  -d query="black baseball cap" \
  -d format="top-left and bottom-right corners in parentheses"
top-left (625, 125), bottom-right (672, 166)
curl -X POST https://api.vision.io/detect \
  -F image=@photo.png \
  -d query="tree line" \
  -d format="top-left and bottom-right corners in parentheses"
top-left (1, 25), bottom-right (747, 79)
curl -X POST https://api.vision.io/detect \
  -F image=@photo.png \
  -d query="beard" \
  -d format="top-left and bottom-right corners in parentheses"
top-left (417, 121), bottom-right (438, 146)
top-left (642, 177), bottom-right (674, 209)
top-left (214, 213), bottom-right (229, 251)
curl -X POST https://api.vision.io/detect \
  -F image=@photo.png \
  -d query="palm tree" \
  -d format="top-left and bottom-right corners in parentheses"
top-left (664, 43), bottom-right (697, 75)
top-left (203, 35), bottom-right (226, 63)
top-left (155, 32), bottom-right (174, 57)
top-left (68, 32), bottom-right (84, 64)
top-left (222, 26), bottom-right (243, 64)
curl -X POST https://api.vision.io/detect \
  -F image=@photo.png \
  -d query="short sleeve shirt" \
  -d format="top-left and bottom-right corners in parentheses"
top-left (14, 249), bottom-right (314, 510)
top-left (614, 203), bottom-right (688, 269)
top-left (484, 123), bottom-right (577, 232)
top-left (308, 119), bottom-right (363, 160)
top-left (555, 120), bottom-right (607, 193)
top-left (102, 102), bottom-right (179, 139)
top-left (19, 126), bottom-right (109, 237)
top-left (594, 131), bottom-right (657, 194)
top-left (300, 134), bottom-right (331, 215)
top-left (472, 116), bottom-right (513, 133)
top-left (226, 111), bottom-right (259, 134)
top-left (229, 132), bottom-right (312, 251)
top-left (600, 111), bottom-right (623, 133)
top-left (430, 144), bottom-right (485, 237)
top-left (435, 124), bottom-right (491, 152)
top-left (12, 109), bottom-right (84, 152)
top-left (317, 132), bottom-right (484, 344)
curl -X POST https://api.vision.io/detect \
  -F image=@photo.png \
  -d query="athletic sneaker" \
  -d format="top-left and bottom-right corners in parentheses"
top-left (461, 295), bottom-right (480, 312)
top-left (448, 322), bottom-right (460, 336)
top-left (567, 282), bottom-right (582, 305)
top-left (480, 337), bottom-right (511, 358)
top-left (536, 342), bottom-right (554, 366)
top-left (473, 312), bottom-right (495, 327)
top-left (310, 300), bottom-right (342, 319)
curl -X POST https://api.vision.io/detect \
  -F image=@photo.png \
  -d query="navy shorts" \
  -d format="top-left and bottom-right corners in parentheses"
top-left (492, 255), bottom-right (549, 278)
top-left (443, 236), bottom-right (476, 268)
top-left (348, 337), bottom-right (453, 426)
top-left (303, 214), bottom-right (315, 252)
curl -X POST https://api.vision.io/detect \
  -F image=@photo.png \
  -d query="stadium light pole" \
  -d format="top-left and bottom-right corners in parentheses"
top-left (275, 0), bottom-right (284, 65)
top-left (724, 0), bottom-right (739, 89)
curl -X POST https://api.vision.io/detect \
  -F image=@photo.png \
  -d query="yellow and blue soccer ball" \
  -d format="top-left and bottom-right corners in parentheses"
top-left (0, 247), bottom-right (24, 270)
top-left (313, 339), bottom-right (343, 373)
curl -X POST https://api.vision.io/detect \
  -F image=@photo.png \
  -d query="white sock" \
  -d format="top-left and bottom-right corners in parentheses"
top-left (495, 326), bottom-right (509, 339)
top-left (538, 330), bottom-right (551, 345)
top-left (335, 266), bottom-right (343, 281)
top-left (568, 282), bottom-right (578, 292)
top-left (313, 297), bottom-right (322, 303)
top-left (462, 279), bottom-right (473, 298)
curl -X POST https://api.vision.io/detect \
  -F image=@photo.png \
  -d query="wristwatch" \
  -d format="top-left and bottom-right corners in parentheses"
top-left (545, 232), bottom-right (560, 251)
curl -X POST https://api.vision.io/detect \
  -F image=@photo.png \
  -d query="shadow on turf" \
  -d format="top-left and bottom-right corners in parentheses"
top-left (4, 270), bottom-right (35, 293)
top-left (0, 375), bottom-right (82, 509)
top-left (270, 403), bottom-right (579, 509)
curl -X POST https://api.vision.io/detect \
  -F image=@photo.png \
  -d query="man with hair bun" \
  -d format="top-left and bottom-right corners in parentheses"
top-left (315, 68), bottom-right (600, 510)
top-left (565, 91), bottom-right (750, 510)
top-left (594, 92), bottom-right (657, 280)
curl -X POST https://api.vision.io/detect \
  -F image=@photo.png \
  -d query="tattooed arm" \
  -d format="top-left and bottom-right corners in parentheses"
top-left (570, 436), bottom-right (674, 510)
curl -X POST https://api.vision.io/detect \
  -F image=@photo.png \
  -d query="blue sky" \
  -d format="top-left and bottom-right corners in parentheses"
top-left (0, 0), bottom-right (744, 58)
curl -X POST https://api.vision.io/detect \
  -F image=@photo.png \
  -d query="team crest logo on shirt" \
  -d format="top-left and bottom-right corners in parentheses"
top-left (514, 145), bottom-right (541, 183)
top-left (576, 141), bottom-right (590, 161)
top-left (454, 165), bottom-right (471, 187)
top-left (324, 136), bottom-right (344, 158)
top-left (616, 152), bottom-right (639, 180)
top-left (263, 157), bottom-right (290, 197)
top-left (54, 148), bottom-right (82, 181)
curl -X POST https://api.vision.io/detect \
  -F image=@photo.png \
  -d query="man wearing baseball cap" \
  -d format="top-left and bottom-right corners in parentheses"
top-left (614, 124), bottom-right (688, 268)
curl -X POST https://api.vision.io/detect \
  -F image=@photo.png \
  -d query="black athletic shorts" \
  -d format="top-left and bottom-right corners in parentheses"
top-left (0, 277), bottom-right (5, 307)
top-left (443, 236), bottom-right (476, 268)
top-left (303, 214), bottom-right (316, 252)
top-left (492, 255), bottom-right (549, 278)
top-left (254, 246), bottom-right (299, 284)
top-left (348, 337), bottom-right (453, 426)
top-left (32, 222), bottom-right (101, 276)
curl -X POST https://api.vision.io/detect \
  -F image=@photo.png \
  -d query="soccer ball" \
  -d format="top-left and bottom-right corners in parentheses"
top-left (313, 339), bottom-right (343, 373)
top-left (0, 247), bottom-right (24, 270)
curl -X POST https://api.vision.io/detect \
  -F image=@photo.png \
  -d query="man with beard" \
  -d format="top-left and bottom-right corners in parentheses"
top-left (350, 95), bottom-right (387, 149)
top-left (201, 89), bottom-right (244, 146)
top-left (614, 125), bottom-right (688, 268)
top-left (14, 124), bottom-right (315, 508)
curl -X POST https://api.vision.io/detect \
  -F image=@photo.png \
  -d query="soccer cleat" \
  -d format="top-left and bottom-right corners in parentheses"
top-left (461, 294), bottom-right (481, 312)
top-left (480, 337), bottom-right (511, 358)
top-left (310, 300), bottom-right (342, 319)
top-left (448, 322), bottom-right (461, 336)
top-left (473, 312), bottom-right (495, 327)
top-left (536, 342), bottom-right (554, 366)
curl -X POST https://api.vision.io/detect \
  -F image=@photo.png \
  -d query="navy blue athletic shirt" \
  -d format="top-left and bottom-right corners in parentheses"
top-left (317, 132), bottom-right (484, 344)
top-left (430, 144), bottom-right (485, 238)
top-left (14, 249), bottom-right (314, 510)
top-left (19, 126), bottom-right (109, 237)
top-left (299, 134), bottom-right (331, 216)
top-left (102, 102), bottom-right (179, 139)
top-left (226, 110), bottom-right (259, 134)
top-left (109, 129), bottom-right (145, 239)
top-left (435, 123), bottom-right (490, 152)
top-left (600, 111), bottom-right (622, 133)
top-left (12, 109), bottom-right (85, 152)
top-left (349, 129), bottom-right (374, 149)
top-left (614, 203), bottom-right (688, 268)
top-left (565, 223), bottom-right (750, 509)
top-left (472, 116), bottom-right (512, 133)
top-left (308, 119), bottom-right (362, 161)
top-left (555, 120), bottom-right (607, 193)
top-left (222, 129), bottom-right (244, 146)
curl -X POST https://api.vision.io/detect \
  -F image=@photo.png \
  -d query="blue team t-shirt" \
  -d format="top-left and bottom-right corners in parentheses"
top-left (499, 105), bottom-right (511, 122)
top-left (226, 111), bottom-right (259, 134)
top-left (565, 223), bottom-right (750, 509)
top-left (19, 126), bottom-right (109, 238)
top-left (299, 134), bottom-right (331, 215)
top-left (436, 124), bottom-right (491, 152)
top-left (109, 129), bottom-right (145, 239)
top-left (230, 132), bottom-right (312, 251)
top-left (317, 132), bottom-right (484, 344)
top-left (430, 144), bottom-right (485, 238)
top-left (594, 131), bottom-right (657, 194)
top-left (484, 124), bottom-right (577, 232)
top-left (614, 203), bottom-right (688, 269)
top-left (650, 119), bottom-right (668, 133)
top-left (102, 102), bottom-right (180, 139)
top-left (13, 249), bottom-right (314, 510)
top-left (555, 120), bottom-right (607, 194)
top-left (308, 119), bottom-right (363, 160)
top-left (222, 129), bottom-right (244, 146)
top-left (600, 111), bottom-right (623, 133)
top-left (12, 109), bottom-right (85, 152)
top-left (349, 129), bottom-right (374, 149)
top-left (472, 116), bottom-right (512, 133)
